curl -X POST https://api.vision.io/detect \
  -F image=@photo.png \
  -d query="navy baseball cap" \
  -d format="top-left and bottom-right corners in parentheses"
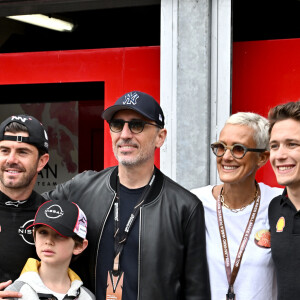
top-left (102, 91), bottom-right (165, 127)
top-left (0, 115), bottom-right (49, 153)
top-left (27, 200), bottom-right (88, 239)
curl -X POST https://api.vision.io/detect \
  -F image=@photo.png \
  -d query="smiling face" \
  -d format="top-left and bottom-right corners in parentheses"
top-left (110, 110), bottom-right (166, 168)
top-left (0, 131), bottom-right (49, 196)
top-left (270, 118), bottom-right (300, 190)
top-left (216, 124), bottom-right (267, 185)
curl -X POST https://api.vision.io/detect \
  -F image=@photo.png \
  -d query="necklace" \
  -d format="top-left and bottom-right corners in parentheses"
top-left (220, 181), bottom-right (259, 213)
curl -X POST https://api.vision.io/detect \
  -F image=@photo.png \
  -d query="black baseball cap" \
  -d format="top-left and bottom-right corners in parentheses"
top-left (0, 115), bottom-right (49, 153)
top-left (27, 200), bottom-right (87, 239)
top-left (102, 91), bottom-right (165, 127)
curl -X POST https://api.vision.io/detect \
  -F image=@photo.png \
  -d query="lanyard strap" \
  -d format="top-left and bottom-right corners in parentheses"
top-left (113, 169), bottom-right (156, 272)
top-left (216, 187), bottom-right (260, 292)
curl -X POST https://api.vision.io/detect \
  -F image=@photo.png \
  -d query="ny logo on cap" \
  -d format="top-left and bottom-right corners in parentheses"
top-left (123, 92), bottom-right (139, 105)
top-left (11, 116), bottom-right (30, 123)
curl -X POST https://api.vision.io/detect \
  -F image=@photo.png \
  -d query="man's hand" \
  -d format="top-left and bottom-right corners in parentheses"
top-left (0, 280), bottom-right (22, 299)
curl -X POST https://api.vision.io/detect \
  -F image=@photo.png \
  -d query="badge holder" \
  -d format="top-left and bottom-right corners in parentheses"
top-left (226, 286), bottom-right (235, 300)
top-left (106, 253), bottom-right (124, 300)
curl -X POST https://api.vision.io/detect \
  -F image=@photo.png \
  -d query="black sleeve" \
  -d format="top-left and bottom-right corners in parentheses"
top-left (182, 200), bottom-right (211, 300)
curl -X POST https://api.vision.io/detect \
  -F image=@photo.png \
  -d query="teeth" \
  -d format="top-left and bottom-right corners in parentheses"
top-left (278, 166), bottom-right (294, 171)
top-left (7, 170), bottom-right (20, 173)
top-left (120, 146), bottom-right (136, 150)
top-left (223, 166), bottom-right (237, 170)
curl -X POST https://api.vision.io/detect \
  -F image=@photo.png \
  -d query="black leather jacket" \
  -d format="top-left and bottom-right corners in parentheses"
top-left (43, 166), bottom-right (211, 300)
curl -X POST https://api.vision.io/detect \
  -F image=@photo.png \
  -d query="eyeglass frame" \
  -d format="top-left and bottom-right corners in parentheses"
top-left (210, 141), bottom-right (266, 159)
top-left (108, 119), bottom-right (162, 134)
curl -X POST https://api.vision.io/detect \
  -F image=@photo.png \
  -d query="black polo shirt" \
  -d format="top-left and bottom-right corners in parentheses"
top-left (269, 189), bottom-right (300, 300)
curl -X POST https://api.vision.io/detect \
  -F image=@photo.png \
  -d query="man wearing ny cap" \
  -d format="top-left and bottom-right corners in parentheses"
top-left (0, 115), bottom-right (49, 299)
top-left (43, 91), bottom-right (211, 300)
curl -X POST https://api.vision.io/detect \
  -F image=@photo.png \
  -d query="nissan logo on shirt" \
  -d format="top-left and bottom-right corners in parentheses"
top-left (18, 219), bottom-right (35, 245)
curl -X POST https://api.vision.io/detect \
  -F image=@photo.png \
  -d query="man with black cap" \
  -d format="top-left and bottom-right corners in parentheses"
top-left (0, 115), bottom-right (49, 299)
top-left (43, 91), bottom-right (211, 300)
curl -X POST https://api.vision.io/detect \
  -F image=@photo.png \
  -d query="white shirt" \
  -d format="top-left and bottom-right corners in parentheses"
top-left (191, 182), bottom-right (282, 300)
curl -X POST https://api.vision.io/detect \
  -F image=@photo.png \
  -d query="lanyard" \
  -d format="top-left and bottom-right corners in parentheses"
top-left (113, 169), bottom-right (156, 273)
top-left (216, 187), bottom-right (260, 296)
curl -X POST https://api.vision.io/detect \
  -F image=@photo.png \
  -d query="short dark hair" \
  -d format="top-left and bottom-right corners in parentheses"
top-left (4, 122), bottom-right (47, 157)
top-left (268, 101), bottom-right (300, 135)
top-left (5, 122), bottom-right (28, 134)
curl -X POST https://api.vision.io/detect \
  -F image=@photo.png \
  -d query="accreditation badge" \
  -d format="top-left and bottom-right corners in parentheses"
top-left (226, 286), bottom-right (235, 300)
top-left (106, 270), bottom-right (124, 300)
top-left (226, 292), bottom-right (236, 300)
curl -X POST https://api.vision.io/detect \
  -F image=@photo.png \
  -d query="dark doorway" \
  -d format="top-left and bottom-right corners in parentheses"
top-left (233, 0), bottom-right (300, 41)
top-left (0, 82), bottom-right (104, 189)
top-left (0, 6), bottom-right (160, 53)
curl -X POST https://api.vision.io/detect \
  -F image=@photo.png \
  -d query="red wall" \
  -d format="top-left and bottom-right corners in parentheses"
top-left (0, 46), bottom-right (160, 169)
top-left (232, 38), bottom-right (300, 187)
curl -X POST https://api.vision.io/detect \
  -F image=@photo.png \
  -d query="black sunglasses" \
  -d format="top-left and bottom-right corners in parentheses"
top-left (211, 142), bottom-right (266, 159)
top-left (109, 119), bottom-right (162, 134)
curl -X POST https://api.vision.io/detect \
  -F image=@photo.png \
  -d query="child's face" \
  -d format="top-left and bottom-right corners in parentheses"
top-left (35, 225), bottom-right (76, 266)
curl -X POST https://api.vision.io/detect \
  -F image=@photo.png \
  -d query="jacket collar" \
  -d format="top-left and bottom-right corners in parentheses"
top-left (0, 190), bottom-right (37, 208)
top-left (21, 258), bottom-right (81, 282)
top-left (18, 258), bottom-right (83, 298)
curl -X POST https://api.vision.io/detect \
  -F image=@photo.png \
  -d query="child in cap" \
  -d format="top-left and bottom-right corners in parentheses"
top-left (5, 200), bottom-right (95, 300)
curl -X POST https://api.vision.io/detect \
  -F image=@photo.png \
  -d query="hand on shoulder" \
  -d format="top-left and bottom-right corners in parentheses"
top-left (0, 280), bottom-right (22, 299)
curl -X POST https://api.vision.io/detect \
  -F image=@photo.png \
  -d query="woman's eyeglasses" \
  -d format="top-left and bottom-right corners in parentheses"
top-left (210, 142), bottom-right (266, 159)
top-left (109, 119), bottom-right (162, 134)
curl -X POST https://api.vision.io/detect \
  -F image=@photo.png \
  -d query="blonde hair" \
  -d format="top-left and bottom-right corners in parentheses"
top-left (226, 112), bottom-right (269, 148)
